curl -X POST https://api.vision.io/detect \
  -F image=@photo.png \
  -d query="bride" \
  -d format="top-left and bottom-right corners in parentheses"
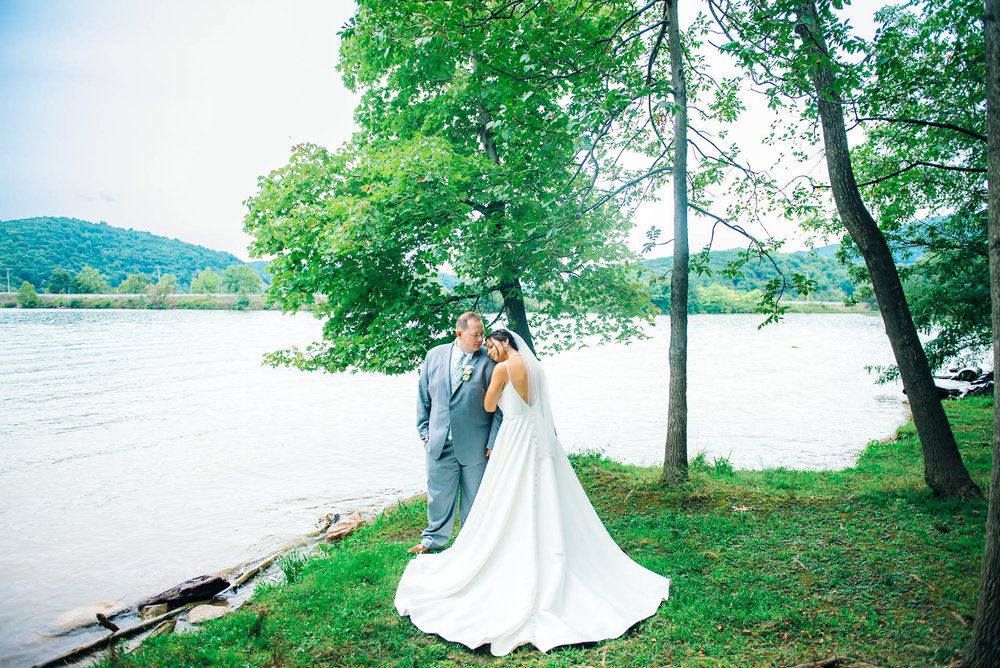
top-left (395, 329), bottom-right (671, 656)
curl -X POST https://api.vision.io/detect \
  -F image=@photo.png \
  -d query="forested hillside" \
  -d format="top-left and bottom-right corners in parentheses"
top-left (642, 247), bottom-right (857, 312)
top-left (0, 217), bottom-right (245, 289)
top-left (1, 216), bottom-right (855, 307)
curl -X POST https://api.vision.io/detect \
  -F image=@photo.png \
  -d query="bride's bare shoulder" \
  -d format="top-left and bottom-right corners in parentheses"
top-left (508, 356), bottom-right (530, 376)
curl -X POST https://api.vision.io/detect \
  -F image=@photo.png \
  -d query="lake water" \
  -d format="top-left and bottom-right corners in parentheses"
top-left (0, 310), bottom-right (909, 666)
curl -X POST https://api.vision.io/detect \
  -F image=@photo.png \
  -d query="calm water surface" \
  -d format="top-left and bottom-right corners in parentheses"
top-left (0, 310), bottom-right (908, 665)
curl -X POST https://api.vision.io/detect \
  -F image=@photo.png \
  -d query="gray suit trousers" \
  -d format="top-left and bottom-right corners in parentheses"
top-left (421, 438), bottom-right (487, 550)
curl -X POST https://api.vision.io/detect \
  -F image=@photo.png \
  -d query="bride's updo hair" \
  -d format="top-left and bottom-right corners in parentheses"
top-left (487, 329), bottom-right (519, 350)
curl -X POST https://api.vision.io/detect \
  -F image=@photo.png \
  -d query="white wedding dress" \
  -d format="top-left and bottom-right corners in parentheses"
top-left (395, 337), bottom-right (670, 656)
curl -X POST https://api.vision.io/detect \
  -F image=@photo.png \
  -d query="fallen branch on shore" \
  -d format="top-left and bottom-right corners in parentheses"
top-left (233, 541), bottom-right (305, 589)
top-left (786, 658), bottom-right (849, 668)
top-left (785, 657), bottom-right (883, 668)
top-left (231, 512), bottom-right (339, 589)
top-left (32, 603), bottom-right (196, 668)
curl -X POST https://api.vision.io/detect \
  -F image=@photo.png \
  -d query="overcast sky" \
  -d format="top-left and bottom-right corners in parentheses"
top-left (0, 1), bottom-right (880, 261)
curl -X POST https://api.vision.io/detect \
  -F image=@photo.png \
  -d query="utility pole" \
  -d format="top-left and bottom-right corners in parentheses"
top-left (4, 268), bottom-right (10, 293)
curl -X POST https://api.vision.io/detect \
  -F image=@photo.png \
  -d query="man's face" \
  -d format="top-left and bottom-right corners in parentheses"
top-left (456, 318), bottom-right (485, 353)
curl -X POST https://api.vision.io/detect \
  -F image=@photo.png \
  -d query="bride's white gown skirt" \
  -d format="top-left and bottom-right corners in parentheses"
top-left (395, 386), bottom-right (671, 656)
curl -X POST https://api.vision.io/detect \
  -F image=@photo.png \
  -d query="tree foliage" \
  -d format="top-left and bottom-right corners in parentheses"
top-left (221, 265), bottom-right (262, 295)
top-left (708, 0), bottom-right (987, 372)
top-left (16, 281), bottom-right (39, 308)
top-left (74, 265), bottom-right (112, 294)
top-left (191, 268), bottom-right (222, 294)
top-left (146, 274), bottom-right (178, 308)
top-left (47, 268), bottom-right (75, 294)
top-left (117, 272), bottom-right (153, 294)
top-left (245, 0), bottom-right (656, 374)
top-left (845, 0), bottom-right (988, 373)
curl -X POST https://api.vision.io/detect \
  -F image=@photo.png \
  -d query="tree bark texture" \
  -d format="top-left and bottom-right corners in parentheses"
top-left (500, 278), bottom-right (537, 356)
top-left (794, 0), bottom-right (980, 498)
top-left (663, 0), bottom-right (689, 484)
top-left (963, 0), bottom-right (1000, 662)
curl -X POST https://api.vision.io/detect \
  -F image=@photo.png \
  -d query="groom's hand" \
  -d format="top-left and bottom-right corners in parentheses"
top-left (485, 448), bottom-right (491, 458)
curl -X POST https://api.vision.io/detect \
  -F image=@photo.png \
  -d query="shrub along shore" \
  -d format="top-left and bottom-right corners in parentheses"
top-left (99, 398), bottom-right (991, 667)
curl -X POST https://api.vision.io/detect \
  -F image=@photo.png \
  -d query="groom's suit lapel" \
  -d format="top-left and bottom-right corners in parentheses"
top-left (450, 348), bottom-right (481, 397)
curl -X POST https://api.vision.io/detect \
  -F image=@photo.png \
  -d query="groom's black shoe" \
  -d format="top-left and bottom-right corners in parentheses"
top-left (408, 543), bottom-right (431, 554)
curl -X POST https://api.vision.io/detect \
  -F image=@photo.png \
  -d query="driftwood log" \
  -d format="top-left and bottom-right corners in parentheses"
top-left (31, 603), bottom-right (195, 668)
top-left (145, 619), bottom-right (176, 639)
top-left (785, 657), bottom-right (883, 668)
top-left (136, 575), bottom-right (229, 609)
top-left (786, 658), bottom-right (849, 668)
top-left (232, 545), bottom-right (301, 589)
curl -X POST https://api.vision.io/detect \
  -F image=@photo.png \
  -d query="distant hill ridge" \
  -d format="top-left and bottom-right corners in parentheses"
top-left (0, 217), bottom-right (262, 288)
top-left (2, 216), bottom-right (852, 299)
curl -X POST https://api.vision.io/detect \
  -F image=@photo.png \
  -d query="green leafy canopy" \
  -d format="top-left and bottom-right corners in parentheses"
top-left (245, 1), bottom-right (659, 374)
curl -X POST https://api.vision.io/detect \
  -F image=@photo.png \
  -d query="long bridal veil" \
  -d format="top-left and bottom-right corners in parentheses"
top-left (507, 331), bottom-right (560, 458)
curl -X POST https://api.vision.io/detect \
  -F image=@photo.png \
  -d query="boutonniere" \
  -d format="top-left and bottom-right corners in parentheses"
top-left (460, 364), bottom-right (474, 382)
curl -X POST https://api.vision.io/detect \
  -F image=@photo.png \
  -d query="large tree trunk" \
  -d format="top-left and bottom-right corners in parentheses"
top-left (963, 0), bottom-right (1000, 662)
top-left (500, 278), bottom-right (536, 355)
top-left (475, 57), bottom-right (536, 352)
top-left (794, 0), bottom-right (981, 498)
top-left (662, 0), bottom-right (689, 484)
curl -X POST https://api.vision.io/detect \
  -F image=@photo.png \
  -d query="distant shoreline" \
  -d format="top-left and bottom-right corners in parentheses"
top-left (775, 300), bottom-right (875, 314)
top-left (0, 293), bottom-right (281, 311)
top-left (0, 293), bottom-right (873, 314)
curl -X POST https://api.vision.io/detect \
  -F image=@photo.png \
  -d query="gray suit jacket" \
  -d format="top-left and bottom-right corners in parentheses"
top-left (417, 342), bottom-right (502, 465)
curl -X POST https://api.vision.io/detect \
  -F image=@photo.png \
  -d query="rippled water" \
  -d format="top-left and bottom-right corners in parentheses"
top-left (0, 310), bottom-right (908, 665)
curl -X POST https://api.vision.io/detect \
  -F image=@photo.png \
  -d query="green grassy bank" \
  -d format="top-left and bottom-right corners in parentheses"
top-left (104, 398), bottom-right (993, 667)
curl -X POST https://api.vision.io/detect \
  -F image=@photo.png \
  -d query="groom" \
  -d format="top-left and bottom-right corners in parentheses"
top-left (412, 311), bottom-right (502, 554)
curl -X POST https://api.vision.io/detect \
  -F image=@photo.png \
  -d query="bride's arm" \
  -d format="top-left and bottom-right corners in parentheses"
top-left (484, 362), bottom-right (507, 413)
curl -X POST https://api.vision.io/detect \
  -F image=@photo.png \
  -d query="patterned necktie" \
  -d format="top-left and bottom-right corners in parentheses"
top-left (452, 351), bottom-right (469, 387)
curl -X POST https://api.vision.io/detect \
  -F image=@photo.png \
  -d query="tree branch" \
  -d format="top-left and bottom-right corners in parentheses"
top-left (687, 202), bottom-right (789, 304)
top-left (855, 115), bottom-right (987, 143)
top-left (814, 160), bottom-right (988, 189)
top-left (582, 164), bottom-right (673, 213)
